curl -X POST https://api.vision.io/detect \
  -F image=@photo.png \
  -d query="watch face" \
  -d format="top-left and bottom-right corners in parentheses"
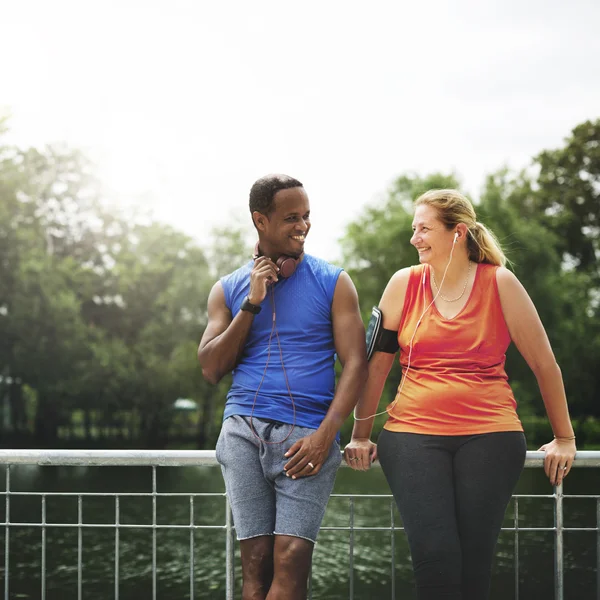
top-left (242, 297), bottom-right (261, 314)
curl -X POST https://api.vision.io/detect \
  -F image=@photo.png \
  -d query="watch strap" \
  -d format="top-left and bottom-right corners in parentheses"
top-left (240, 296), bottom-right (261, 314)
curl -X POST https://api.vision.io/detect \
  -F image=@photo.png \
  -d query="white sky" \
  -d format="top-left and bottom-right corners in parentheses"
top-left (1, 0), bottom-right (599, 262)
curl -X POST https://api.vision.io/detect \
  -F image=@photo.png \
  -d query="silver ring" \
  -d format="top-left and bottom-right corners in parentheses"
top-left (308, 462), bottom-right (315, 469)
top-left (353, 457), bottom-right (360, 462)
top-left (561, 465), bottom-right (568, 471)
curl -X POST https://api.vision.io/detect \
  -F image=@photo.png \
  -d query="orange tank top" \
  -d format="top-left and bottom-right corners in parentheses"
top-left (384, 263), bottom-right (524, 436)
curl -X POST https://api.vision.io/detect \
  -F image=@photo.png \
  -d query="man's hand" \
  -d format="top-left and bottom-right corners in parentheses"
top-left (283, 430), bottom-right (334, 479)
top-left (248, 257), bottom-right (279, 304)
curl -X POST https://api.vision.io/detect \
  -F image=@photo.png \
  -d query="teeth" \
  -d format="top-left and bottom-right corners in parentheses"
top-left (292, 236), bottom-right (305, 241)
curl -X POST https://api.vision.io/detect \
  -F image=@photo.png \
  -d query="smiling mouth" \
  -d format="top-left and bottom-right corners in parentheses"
top-left (291, 235), bottom-right (306, 242)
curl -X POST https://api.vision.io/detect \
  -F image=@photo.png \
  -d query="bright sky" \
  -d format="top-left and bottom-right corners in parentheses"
top-left (2, 0), bottom-right (599, 262)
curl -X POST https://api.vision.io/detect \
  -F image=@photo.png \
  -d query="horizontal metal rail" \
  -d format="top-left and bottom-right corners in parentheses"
top-left (1, 449), bottom-right (599, 467)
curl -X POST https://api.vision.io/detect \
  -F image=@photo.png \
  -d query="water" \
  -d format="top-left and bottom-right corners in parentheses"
top-left (0, 465), bottom-right (597, 599)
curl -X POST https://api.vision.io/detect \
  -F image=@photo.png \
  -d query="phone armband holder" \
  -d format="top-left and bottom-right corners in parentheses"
top-left (366, 306), bottom-right (400, 360)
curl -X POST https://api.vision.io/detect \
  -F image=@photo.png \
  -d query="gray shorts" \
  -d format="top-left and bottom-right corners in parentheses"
top-left (216, 415), bottom-right (342, 543)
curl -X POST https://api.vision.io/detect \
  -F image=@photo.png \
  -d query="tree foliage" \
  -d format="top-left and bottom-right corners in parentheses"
top-left (0, 133), bottom-right (220, 447)
top-left (2, 118), bottom-right (599, 449)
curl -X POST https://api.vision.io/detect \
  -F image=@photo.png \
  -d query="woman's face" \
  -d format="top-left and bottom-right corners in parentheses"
top-left (410, 204), bottom-right (456, 265)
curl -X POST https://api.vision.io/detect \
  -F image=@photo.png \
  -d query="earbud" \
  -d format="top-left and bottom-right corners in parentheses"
top-left (453, 232), bottom-right (459, 243)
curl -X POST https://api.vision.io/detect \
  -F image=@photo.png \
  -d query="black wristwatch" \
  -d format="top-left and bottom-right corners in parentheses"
top-left (240, 296), bottom-right (262, 314)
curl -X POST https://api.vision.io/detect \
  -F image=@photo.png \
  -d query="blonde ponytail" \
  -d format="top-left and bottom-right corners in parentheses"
top-left (467, 221), bottom-right (506, 266)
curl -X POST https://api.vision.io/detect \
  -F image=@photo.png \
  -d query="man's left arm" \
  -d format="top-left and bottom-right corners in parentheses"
top-left (284, 272), bottom-right (368, 478)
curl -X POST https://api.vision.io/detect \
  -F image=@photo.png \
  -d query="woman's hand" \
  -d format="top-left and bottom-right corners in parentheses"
top-left (344, 438), bottom-right (377, 471)
top-left (538, 438), bottom-right (577, 486)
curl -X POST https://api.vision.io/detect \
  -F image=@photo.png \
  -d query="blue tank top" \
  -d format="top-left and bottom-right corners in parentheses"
top-left (220, 254), bottom-right (343, 430)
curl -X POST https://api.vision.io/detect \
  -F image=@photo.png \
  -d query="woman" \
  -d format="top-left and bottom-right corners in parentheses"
top-left (344, 189), bottom-right (576, 600)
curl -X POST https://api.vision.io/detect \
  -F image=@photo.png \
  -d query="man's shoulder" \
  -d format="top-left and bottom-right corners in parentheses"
top-left (304, 254), bottom-right (343, 274)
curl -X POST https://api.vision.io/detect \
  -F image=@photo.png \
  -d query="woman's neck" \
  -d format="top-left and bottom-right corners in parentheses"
top-left (431, 253), bottom-right (472, 290)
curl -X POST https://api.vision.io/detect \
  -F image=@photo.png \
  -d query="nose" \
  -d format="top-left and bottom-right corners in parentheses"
top-left (410, 231), bottom-right (419, 246)
top-left (297, 219), bottom-right (309, 232)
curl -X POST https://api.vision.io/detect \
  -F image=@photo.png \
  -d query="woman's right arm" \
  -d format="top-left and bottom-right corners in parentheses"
top-left (344, 267), bottom-right (411, 470)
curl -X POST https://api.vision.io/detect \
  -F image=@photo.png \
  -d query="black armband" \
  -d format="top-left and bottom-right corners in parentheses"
top-left (366, 306), bottom-right (400, 360)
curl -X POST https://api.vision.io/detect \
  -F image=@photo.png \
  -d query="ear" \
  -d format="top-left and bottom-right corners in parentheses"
top-left (455, 223), bottom-right (469, 242)
top-left (252, 211), bottom-right (268, 232)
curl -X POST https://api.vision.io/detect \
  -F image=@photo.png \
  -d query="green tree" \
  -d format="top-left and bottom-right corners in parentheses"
top-left (533, 120), bottom-right (600, 280)
top-left (0, 138), bottom-right (100, 442)
top-left (0, 129), bottom-right (217, 446)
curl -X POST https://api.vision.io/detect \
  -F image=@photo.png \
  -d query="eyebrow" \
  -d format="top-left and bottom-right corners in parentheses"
top-left (285, 210), bottom-right (310, 217)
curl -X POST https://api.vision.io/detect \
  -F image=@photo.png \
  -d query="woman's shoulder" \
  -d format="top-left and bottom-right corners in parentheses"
top-left (388, 265), bottom-right (418, 287)
top-left (493, 265), bottom-right (522, 294)
top-left (378, 266), bottom-right (417, 327)
top-left (480, 264), bottom-right (526, 306)
top-left (396, 264), bottom-right (425, 279)
top-left (477, 262), bottom-right (510, 283)
top-left (381, 266), bottom-right (419, 302)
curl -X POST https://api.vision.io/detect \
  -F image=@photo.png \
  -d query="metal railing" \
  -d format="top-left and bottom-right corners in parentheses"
top-left (1, 449), bottom-right (599, 600)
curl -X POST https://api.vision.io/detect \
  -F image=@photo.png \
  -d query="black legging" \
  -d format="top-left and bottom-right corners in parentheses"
top-left (377, 429), bottom-right (526, 600)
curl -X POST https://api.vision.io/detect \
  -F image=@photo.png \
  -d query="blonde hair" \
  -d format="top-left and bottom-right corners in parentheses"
top-left (415, 189), bottom-right (507, 266)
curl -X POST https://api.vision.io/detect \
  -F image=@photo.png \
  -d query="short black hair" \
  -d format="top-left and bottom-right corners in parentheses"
top-left (249, 174), bottom-right (303, 216)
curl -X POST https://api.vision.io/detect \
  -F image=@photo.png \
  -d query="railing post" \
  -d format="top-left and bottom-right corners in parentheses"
top-left (115, 495), bottom-right (120, 600)
top-left (189, 495), bottom-right (195, 600)
top-left (349, 497), bottom-right (355, 600)
top-left (225, 495), bottom-right (235, 600)
top-left (152, 467), bottom-right (157, 600)
top-left (77, 495), bottom-right (83, 600)
top-left (4, 465), bottom-right (10, 600)
top-left (41, 495), bottom-right (46, 600)
top-left (596, 498), bottom-right (599, 600)
top-left (554, 482), bottom-right (564, 600)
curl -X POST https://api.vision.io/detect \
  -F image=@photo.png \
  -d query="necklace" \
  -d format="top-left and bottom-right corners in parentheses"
top-left (432, 261), bottom-right (473, 302)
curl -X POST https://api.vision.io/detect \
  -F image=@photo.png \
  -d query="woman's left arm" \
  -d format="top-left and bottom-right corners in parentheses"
top-left (496, 267), bottom-right (576, 486)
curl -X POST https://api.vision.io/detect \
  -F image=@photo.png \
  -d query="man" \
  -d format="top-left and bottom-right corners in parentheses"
top-left (198, 174), bottom-right (367, 600)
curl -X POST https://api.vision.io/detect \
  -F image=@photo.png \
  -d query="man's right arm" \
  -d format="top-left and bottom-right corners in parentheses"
top-left (197, 281), bottom-right (257, 384)
top-left (198, 256), bottom-right (280, 384)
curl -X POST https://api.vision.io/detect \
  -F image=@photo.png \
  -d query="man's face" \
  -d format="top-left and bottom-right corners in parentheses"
top-left (259, 187), bottom-right (311, 258)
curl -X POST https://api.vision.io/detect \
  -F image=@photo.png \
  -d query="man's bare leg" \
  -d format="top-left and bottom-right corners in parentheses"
top-left (240, 536), bottom-right (275, 600)
top-left (266, 535), bottom-right (314, 600)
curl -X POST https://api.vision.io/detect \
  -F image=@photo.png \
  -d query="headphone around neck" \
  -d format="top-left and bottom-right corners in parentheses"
top-left (253, 242), bottom-right (302, 278)
top-left (249, 242), bottom-right (299, 445)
